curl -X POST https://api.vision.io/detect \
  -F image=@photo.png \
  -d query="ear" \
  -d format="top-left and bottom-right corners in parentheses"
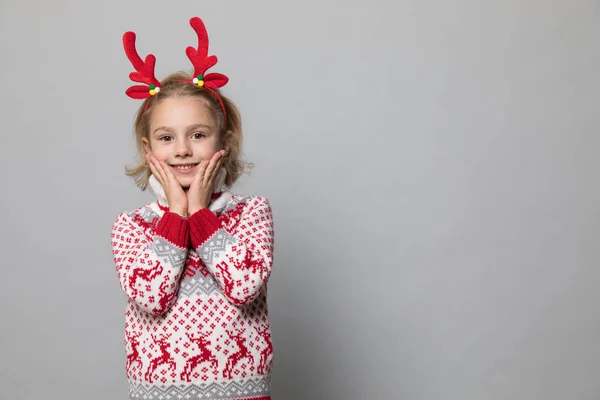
top-left (220, 130), bottom-right (233, 149)
top-left (141, 137), bottom-right (151, 154)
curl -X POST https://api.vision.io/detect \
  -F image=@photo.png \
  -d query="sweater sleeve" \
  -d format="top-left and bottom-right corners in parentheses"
top-left (188, 197), bottom-right (274, 306)
top-left (111, 210), bottom-right (190, 315)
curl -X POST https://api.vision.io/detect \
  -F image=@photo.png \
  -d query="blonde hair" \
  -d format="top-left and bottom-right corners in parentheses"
top-left (125, 71), bottom-right (251, 190)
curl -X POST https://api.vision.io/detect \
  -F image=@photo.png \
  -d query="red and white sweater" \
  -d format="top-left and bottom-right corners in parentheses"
top-left (111, 175), bottom-right (274, 400)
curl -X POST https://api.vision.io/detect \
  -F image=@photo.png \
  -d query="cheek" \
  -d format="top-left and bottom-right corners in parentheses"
top-left (152, 149), bottom-right (169, 162)
top-left (195, 141), bottom-right (220, 159)
top-left (150, 147), bottom-right (170, 162)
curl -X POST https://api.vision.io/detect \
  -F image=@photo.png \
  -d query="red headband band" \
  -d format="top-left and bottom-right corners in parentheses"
top-left (122, 17), bottom-right (229, 120)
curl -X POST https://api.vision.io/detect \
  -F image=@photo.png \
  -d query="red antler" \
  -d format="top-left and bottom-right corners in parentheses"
top-left (186, 17), bottom-right (217, 76)
top-left (186, 17), bottom-right (228, 89)
top-left (123, 31), bottom-right (161, 99)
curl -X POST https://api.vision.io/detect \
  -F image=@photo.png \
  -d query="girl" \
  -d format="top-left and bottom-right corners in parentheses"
top-left (111, 17), bottom-right (274, 400)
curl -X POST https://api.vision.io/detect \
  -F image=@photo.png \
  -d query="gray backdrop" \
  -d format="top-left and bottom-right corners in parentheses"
top-left (1, 1), bottom-right (599, 399)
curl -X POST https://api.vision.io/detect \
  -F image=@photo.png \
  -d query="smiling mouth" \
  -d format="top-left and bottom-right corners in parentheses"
top-left (170, 163), bottom-right (199, 172)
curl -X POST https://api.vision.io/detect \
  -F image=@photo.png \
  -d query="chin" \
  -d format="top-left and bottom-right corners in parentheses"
top-left (176, 178), bottom-right (193, 188)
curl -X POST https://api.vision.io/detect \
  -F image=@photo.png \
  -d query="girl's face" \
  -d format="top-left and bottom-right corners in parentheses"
top-left (142, 96), bottom-right (221, 188)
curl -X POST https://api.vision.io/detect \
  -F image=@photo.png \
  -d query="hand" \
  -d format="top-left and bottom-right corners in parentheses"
top-left (146, 153), bottom-right (189, 217)
top-left (187, 150), bottom-right (226, 216)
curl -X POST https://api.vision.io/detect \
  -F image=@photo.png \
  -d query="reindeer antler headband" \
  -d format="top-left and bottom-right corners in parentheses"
top-left (122, 17), bottom-right (229, 119)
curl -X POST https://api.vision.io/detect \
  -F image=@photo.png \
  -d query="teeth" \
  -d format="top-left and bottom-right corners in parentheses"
top-left (173, 165), bottom-right (196, 170)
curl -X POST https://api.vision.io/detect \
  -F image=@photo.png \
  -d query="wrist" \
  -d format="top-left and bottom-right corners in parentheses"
top-left (170, 208), bottom-right (188, 218)
top-left (189, 208), bottom-right (221, 249)
top-left (188, 206), bottom-right (206, 217)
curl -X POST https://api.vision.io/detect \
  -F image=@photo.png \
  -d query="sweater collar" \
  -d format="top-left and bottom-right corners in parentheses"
top-left (148, 167), bottom-right (232, 213)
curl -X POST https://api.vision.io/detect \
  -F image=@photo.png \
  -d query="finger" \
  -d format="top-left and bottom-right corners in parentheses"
top-left (193, 160), bottom-right (210, 191)
top-left (154, 157), bottom-right (170, 186)
top-left (196, 159), bottom-right (209, 181)
top-left (159, 160), bottom-right (178, 185)
top-left (189, 162), bottom-right (204, 189)
top-left (147, 155), bottom-right (166, 186)
top-left (215, 149), bottom-right (226, 166)
top-left (203, 152), bottom-right (223, 186)
top-left (147, 154), bottom-right (164, 177)
top-left (147, 159), bottom-right (161, 185)
top-left (207, 153), bottom-right (225, 186)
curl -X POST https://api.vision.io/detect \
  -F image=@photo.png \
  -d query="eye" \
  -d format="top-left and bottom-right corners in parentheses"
top-left (158, 135), bottom-right (173, 142)
top-left (191, 132), bottom-right (206, 139)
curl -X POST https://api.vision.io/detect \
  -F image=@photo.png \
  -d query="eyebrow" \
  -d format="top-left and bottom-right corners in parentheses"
top-left (153, 123), bottom-right (213, 135)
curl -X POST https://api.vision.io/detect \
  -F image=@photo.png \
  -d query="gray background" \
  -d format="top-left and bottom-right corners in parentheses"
top-left (1, 0), bottom-right (599, 399)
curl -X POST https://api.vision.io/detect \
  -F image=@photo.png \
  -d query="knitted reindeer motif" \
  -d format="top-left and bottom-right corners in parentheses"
top-left (125, 331), bottom-right (143, 375)
top-left (153, 279), bottom-right (175, 314)
top-left (215, 262), bottom-right (237, 299)
top-left (223, 329), bottom-right (253, 379)
top-left (220, 202), bottom-right (245, 232)
top-left (180, 332), bottom-right (218, 381)
top-left (184, 254), bottom-right (208, 278)
top-left (145, 334), bottom-right (176, 383)
top-left (131, 213), bottom-right (158, 237)
top-left (254, 326), bottom-right (273, 375)
top-left (244, 257), bottom-right (263, 275)
top-left (128, 260), bottom-right (163, 297)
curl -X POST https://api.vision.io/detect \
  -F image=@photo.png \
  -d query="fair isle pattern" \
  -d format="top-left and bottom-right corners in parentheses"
top-left (215, 197), bottom-right (251, 233)
top-left (199, 231), bottom-right (238, 266)
top-left (113, 210), bottom-right (187, 314)
top-left (196, 197), bottom-right (274, 307)
top-left (178, 252), bottom-right (221, 297)
top-left (129, 376), bottom-right (271, 399)
top-left (179, 272), bottom-right (221, 297)
top-left (136, 206), bottom-right (159, 223)
top-left (112, 194), bottom-right (274, 400)
top-left (123, 298), bottom-right (274, 383)
top-left (154, 236), bottom-right (188, 267)
top-left (217, 196), bottom-right (251, 216)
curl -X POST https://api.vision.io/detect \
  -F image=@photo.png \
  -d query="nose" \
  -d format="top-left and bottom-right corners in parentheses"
top-left (175, 138), bottom-right (192, 157)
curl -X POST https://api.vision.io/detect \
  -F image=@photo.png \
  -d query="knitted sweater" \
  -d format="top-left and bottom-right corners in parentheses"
top-left (111, 175), bottom-right (274, 400)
